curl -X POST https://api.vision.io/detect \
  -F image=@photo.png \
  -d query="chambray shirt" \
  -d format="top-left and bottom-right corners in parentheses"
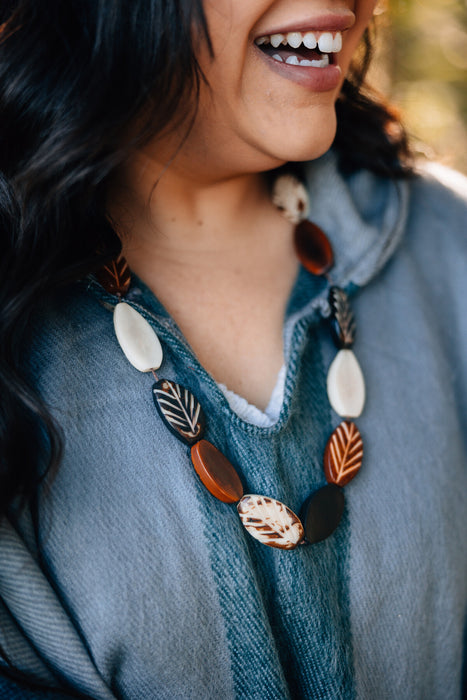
top-left (1, 152), bottom-right (466, 699)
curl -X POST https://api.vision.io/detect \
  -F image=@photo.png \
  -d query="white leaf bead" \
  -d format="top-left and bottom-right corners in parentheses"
top-left (237, 495), bottom-right (304, 549)
top-left (113, 302), bottom-right (163, 372)
top-left (326, 349), bottom-right (365, 418)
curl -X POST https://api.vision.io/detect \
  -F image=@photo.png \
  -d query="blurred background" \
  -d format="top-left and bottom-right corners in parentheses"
top-left (370, 0), bottom-right (467, 174)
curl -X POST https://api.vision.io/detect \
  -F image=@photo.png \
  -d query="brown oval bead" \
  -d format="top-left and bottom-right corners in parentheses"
top-left (191, 440), bottom-right (244, 504)
top-left (294, 220), bottom-right (334, 276)
top-left (324, 421), bottom-right (363, 486)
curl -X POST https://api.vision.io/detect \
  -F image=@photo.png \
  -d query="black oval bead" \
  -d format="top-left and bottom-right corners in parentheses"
top-left (152, 379), bottom-right (206, 445)
top-left (300, 484), bottom-right (345, 544)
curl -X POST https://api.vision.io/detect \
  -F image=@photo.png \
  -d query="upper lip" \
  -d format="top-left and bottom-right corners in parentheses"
top-left (254, 11), bottom-right (355, 39)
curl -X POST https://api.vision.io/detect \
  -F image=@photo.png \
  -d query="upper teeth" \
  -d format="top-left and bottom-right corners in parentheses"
top-left (256, 31), bottom-right (342, 53)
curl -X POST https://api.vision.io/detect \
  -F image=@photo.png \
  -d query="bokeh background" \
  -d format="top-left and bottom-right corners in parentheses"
top-left (370, 0), bottom-right (467, 174)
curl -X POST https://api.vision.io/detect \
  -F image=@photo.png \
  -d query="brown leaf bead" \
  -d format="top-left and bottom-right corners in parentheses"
top-left (95, 254), bottom-right (131, 296)
top-left (191, 440), bottom-right (244, 504)
top-left (324, 421), bottom-right (363, 486)
top-left (294, 220), bottom-right (334, 276)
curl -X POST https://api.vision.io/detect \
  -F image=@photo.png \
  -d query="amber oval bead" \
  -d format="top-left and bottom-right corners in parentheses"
top-left (324, 421), bottom-right (363, 487)
top-left (294, 220), bottom-right (334, 276)
top-left (191, 440), bottom-right (244, 504)
top-left (300, 484), bottom-right (345, 544)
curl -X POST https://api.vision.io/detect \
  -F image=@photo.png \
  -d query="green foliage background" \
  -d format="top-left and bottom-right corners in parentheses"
top-left (372, 0), bottom-right (467, 173)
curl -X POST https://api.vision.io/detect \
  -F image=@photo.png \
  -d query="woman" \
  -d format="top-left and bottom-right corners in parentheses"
top-left (0, 0), bottom-right (466, 698)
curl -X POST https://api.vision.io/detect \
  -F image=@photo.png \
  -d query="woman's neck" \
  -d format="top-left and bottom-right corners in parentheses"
top-left (108, 152), bottom-right (298, 410)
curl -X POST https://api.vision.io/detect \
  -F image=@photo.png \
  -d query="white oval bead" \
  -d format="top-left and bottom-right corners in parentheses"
top-left (326, 349), bottom-right (365, 418)
top-left (113, 302), bottom-right (163, 372)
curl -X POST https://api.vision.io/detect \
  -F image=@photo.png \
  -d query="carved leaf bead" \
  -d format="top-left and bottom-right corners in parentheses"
top-left (327, 349), bottom-right (365, 418)
top-left (294, 220), bottom-right (334, 276)
top-left (324, 421), bottom-right (363, 486)
top-left (191, 440), bottom-right (244, 503)
top-left (96, 254), bottom-right (131, 296)
top-left (329, 286), bottom-right (356, 348)
top-left (153, 380), bottom-right (205, 445)
top-left (301, 485), bottom-right (345, 544)
top-left (113, 302), bottom-right (163, 372)
top-left (237, 495), bottom-right (305, 549)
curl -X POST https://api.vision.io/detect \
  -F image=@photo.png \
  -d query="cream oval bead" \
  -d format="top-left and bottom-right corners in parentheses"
top-left (326, 349), bottom-right (365, 418)
top-left (113, 302), bottom-right (163, 372)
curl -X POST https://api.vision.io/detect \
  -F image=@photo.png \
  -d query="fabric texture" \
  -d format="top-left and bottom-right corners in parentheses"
top-left (0, 151), bottom-right (466, 699)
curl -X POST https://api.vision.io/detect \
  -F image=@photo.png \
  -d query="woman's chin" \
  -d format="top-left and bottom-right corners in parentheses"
top-left (261, 124), bottom-right (337, 167)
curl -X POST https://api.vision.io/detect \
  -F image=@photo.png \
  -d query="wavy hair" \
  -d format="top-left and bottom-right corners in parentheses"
top-left (0, 1), bottom-right (411, 524)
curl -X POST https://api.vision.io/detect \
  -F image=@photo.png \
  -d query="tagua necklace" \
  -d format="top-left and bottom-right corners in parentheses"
top-left (96, 173), bottom-right (365, 551)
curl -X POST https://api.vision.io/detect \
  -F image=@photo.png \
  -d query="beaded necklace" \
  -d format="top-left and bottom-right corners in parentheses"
top-left (96, 174), bottom-right (365, 551)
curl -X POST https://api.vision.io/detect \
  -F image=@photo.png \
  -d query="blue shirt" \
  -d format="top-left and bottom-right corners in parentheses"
top-left (1, 153), bottom-right (466, 699)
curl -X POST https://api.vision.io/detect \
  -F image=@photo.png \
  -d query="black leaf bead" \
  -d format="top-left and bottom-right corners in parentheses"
top-left (152, 379), bottom-right (206, 445)
top-left (329, 286), bottom-right (356, 348)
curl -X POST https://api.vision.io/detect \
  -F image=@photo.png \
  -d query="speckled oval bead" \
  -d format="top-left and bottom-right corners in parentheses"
top-left (191, 440), bottom-right (244, 504)
top-left (294, 220), bottom-right (334, 276)
top-left (153, 380), bottom-right (205, 445)
top-left (324, 421), bottom-right (363, 486)
top-left (113, 302), bottom-right (163, 372)
top-left (237, 495), bottom-right (305, 549)
top-left (301, 484), bottom-right (345, 544)
top-left (329, 286), bottom-right (356, 349)
top-left (327, 349), bottom-right (365, 418)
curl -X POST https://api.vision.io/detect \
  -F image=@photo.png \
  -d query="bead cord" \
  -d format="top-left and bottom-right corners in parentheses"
top-left (101, 175), bottom-right (365, 550)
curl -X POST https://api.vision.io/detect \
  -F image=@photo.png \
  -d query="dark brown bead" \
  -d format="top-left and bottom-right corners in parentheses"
top-left (153, 380), bottom-right (205, 446)
top-left (95, 254), bottom-right (131, 296)
top-left (191, 440), bottom-right (244, 504)
top-left (300, 484), bottom-right (345, 544)
top-left (324, 421), bottom-right (363, 486)
top-left (294, 220), bottom-right (334, 276)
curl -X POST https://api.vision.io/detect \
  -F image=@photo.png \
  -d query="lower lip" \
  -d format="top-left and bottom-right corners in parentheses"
top-left (256, 48), bottom-right (342, 92)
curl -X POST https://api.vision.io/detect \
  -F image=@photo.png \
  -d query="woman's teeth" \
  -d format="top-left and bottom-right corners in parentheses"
top-left (272, 53), bottom-right (330, 67)
top-left (256, 30), bottom-right (342, 53)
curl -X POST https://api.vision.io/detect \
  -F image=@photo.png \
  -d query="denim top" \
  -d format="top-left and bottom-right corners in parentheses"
top-left (1, 152), bottom-right (466, 700)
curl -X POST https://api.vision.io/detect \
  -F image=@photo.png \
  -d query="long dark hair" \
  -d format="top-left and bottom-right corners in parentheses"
top-left (0, 1), bottom-right (410, 523)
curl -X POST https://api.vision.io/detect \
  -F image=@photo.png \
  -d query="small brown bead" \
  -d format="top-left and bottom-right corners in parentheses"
top-left (324, 421), bottom-right (363, 486)
top-left (95, 254), bottom-right (131, 296)
top-left (191, 440), bottom-right (244, 504)
top-left (294, 220), bottom-right (334, 276)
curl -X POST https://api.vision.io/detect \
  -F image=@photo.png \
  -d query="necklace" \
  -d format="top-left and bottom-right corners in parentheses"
top-left (96, 173), bottom-right (365, 550)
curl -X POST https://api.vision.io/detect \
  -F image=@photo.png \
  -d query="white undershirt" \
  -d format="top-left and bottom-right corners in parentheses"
top-left (217, 364), bottom-right (286, 427)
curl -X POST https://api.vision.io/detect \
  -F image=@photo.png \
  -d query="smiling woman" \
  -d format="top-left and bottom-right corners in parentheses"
top-left (0, 1), bottom-right (466, 699)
